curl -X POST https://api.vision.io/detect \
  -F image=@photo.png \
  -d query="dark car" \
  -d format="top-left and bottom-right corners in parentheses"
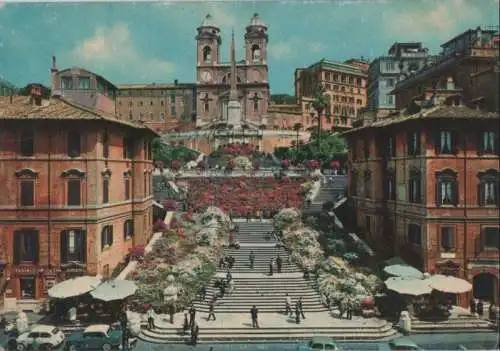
top-left (65, 325), bottom-right (122, 351)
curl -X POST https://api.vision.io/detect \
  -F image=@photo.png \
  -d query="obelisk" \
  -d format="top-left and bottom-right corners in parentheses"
top-left (227, 29), bottom-right (242, 129)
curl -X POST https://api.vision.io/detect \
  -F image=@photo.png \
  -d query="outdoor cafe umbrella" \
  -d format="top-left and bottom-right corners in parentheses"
top-left (48, 276), bottom-right (101, 299)
top-left (384, 277), bottom-right (433, 296)
top-left (427, 274), bottom-right (472, 294)
top-left (384, 264), bottom-right (424, 279)
top-left (90, 279), bottom-right (137, 302)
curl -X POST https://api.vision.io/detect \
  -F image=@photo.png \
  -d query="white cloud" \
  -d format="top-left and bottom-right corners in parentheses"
top-left (206, 4), bottom-right (237, 28)
top-left (385, 0), bottom-right (483, 40)
top-left (309, 42), bottom-right (327, 53)
top-left (268, 41), bottom-right (292, 59)
top-left (70, 23), bottom-right (175, 82)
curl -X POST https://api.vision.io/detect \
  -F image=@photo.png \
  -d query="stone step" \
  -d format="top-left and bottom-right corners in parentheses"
top-left (190, 306), bottom-right (328, 313)
top-left (200, 291), bottom-right (320, 298)
top-left (139, 324), bottom-right (396, 343)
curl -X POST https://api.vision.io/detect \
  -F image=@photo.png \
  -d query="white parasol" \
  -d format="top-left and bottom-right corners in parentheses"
top-left (384, 264), bottom-right (424, 279)
top-left (90, 279), bottom-right (137, 302)
top-left (48, 276), bottom-right (101, 299)
top-left (427, 274), bottom-right (472, 294)
top-left (385, 277), bottom-right (433, 296)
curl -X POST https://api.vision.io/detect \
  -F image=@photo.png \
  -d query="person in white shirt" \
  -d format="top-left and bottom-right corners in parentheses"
top-left (146, 307), bottom-right (155, 330)
top-left (285, 293), bottom-right (292, 316)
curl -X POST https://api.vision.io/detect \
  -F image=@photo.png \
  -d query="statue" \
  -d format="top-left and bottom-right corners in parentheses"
top-left (163, 274), bottom-right (178, 324)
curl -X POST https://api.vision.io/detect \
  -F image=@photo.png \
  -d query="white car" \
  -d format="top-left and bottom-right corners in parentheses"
top-left (16, 325), bottom-right (65, 350)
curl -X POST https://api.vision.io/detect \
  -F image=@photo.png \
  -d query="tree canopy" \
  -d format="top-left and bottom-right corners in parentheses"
top-left (152, 138), bottom-right (199, 165)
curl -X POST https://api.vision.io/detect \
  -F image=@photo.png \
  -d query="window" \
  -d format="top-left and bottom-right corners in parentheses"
top-left (408, 170), bottom-right (422, 203)
top-left (20, 129), bottom-right (34, 156)
top-left (408, 224), bottom-right (421, 246)
top-left (129, 101), bottom-right (133, 107)
top-left (436, 169), bottom-right (458, 206)
top-left (478, 169), bottom-right (499, 207)
top-left (150, 101), bottom-right (154, 106)
top-left (161, 100), bottom-right (164, 106)
top-left (103, 178), bottom-right (109, 204)
top-left (67, 131), bottom-right (81, 157)
top-left (60, 229), bottom-right (86, 263)
top-left (61, 77), bottom-right (73, 89)
top-left (171, 105), bottom-right (176, 116)
top-left (482, 227), bottom-right (499, 250)
top-left (386, 78), bottom-right (395, 88)
top-left (102, 131), bottom-right (109, 158)
top-left (149, 112), bottom-right (154, 120)
top-left (20, 277), bottom-right (36, 300)
top-left (79, 77), bottom-right (90, 89)
top-left (203, 46), bottom-right (212, 63)
top-left (364, 170), bottom-right (372, 198)
top-left (124, 219), bottom-right (134, 240)
top-left (386, 95), bottom-right (394, 105)
top-left (356, 78), bottom-right (362, 86)
top-left (125, 177), bottom-right (131, 201)
top-left (123, 137), bottom-right (134, 159)
top-left (480, 131), bottom-right (497, 154)
top-left (139, 101), bottom-right (143, 107)
top-left (334, 74), bottom-right (339, 82)
top-left (440, 227), bottom-right (455, 252)
top-left (101, 225), bottom-right (113, 250)
top-left (387, 171), bottom-right (396, 201)
top-left (385, 61), bottom-right (395, 71)
top-left (350, 170), bottom-right (358, 196)
top-left (14, 230), bottom-right (39, 264)
top-left (67, 179), bottom-right (81, 206)
top-left (20, 180), bottom-right (35, 206)
top-left (436, 130), bottom-right (456, 154)
top-left (407, 131), bottom-right (420, 156)
top-left (160, 112), bottom-right (165, 120)
top-left (387, 135), bottom-right (396, 157)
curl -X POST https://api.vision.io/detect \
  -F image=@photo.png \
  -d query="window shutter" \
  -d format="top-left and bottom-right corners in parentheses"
top-left (478, 183), bottom-right (485, 206)
top-left (14, 231), bottom-right (21, 264)
top-left (81, 231), bottom-right (87, 264)
top-left (435, 131), bottom-right (441, 154)
top-left (32, 231), bottom-right (39, 264)
top-left (60, 231), bottom-right (68, 263)
top-left (453, 180), bottom-right (459, 206)
top-left (101, 228), bottom-right (106, 250)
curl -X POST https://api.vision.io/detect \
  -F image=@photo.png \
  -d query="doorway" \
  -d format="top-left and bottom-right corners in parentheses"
top-left (473, 273), bottom-right (498, 303)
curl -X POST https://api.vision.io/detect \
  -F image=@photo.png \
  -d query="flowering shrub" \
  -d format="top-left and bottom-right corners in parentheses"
top-left (219, 143), bottom-right (254, 156)
top-left (170, 160), bottom-right (180, 170)
top-left (306, 160), bottom-right (321, 169)
top-left (129, 207), bottom-right (229, 310)
top-left (233, 156), bottom-right (252, 170)
top-left (281, 159), bottom-right (290, 170)
top-left (330, 160), bottom-right (340, 169)
top-left (273, 208), bottom-right (301, 230)
top-left (226, 160), bottom-right (235, 170)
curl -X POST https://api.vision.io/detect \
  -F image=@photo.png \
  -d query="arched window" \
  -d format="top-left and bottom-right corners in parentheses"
top-left (436, 169), bottom-right (458, 206)
top-left (60, 229), bottom-right (86, 263)
top-left (101, 225), bottom-right (113, 250)
top-left (62, 168), bottom-right (85, 206)
top-left (251, 44), bottom-right (261, 62)
top-left (203, 46), bottom-right (212, 63)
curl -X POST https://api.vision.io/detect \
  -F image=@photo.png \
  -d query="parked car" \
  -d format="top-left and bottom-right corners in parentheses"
top-left (296, 336), bottom-right (341, 350)
top-left (65, 325), bottom-right (122, 351)
top-left (378, 337), bottom-right (421, 351)
top-left (16, 325), bottom-right (65, 351)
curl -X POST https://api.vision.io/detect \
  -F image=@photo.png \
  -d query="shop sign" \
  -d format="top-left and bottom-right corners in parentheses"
top-left (14, 266), bottom-right (37, 275)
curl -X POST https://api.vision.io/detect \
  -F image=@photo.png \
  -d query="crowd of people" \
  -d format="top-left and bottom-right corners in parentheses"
top-left (184, 177), bottom-right (306, 216)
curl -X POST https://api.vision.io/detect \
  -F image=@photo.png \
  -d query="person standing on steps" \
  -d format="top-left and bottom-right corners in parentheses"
top-left (298, 297), bottom-right (306, 319)
top-left (226, 269), bottom-right (232, 283)
top-left (199, 285), bottom-right (206, 301)
top-left (251, 305), bottom-right (259, 328)
top-left (469, 298), bottom-right (476, 315)
top-left (269, 258), bottom-right (274, 276)
top-left (191, 322), bottom-right (199, 345)
top-left (276, 255), bottom-right (282, 274)
top-left (285, 293), bottom-right (292, 316)
top-left (477, 300), bottom-right (484, 318)
top-left (249, 250), bottom-right (255, 269)
top-left (146, 306), bottom-right (155, 330)
top-left (295, 302), bottom-right (301, 324)
top-left (182, 313), bottom-right (189, 334)
top-left (189, 305), bottom-right (196, 329)
top-left (207, 300), bottom-right (216, 321)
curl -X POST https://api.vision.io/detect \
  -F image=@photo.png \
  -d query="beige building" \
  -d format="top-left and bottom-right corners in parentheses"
top-left (295, 59), bottom-right (368, 131)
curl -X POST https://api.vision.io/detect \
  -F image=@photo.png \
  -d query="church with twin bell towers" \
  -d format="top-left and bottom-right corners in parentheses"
top-left (195, 13), bottom-right (270, 128)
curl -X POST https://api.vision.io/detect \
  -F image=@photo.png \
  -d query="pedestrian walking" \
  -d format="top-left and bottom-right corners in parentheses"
top-left (276, 255), bottom-right (282, 274)
top-left (228, 256), bottom-right (235, 269)
top-left (298, 297), bottom-right (306, 319)
top-left (218, 257), bottom-right (225, 269)
top-left (189, 305), bottom-right (196, 329)
top-left (346, 306), bottom-right (353, 320)
top-left (200, 285), bottom-right (207, 301)
top-left (182, 313), bottom-right (189, 334)
top-left (228, 279), bottom-right (234, 296)
top-left (249, 250), bottom-right (255, 269)
top-left (207, 300), bottom-right (216, 321)
top-left (250, 305), bottom-right (259, 328)
top-left (295, 303), bottom-right (301, 324)
top-left (469, 298), bottom-right (476, 315)
top-left (285, 293), bottom-right (292, 316)
top-left (146, 306), bottom-right (155, 330)
top-left (477, 300), bottom-right (484, 317)
top-left (226, 270), bottom-right (232, 283)
top-left (191, 322), bottom-right (199, 345)
top-left (269, 258), bottom-right (274, 276)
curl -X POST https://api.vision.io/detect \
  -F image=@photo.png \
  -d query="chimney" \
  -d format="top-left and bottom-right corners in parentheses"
top-left (50, 55), bottom-right (60, 97)
top-left (30, 85), bottom-right (42, 106)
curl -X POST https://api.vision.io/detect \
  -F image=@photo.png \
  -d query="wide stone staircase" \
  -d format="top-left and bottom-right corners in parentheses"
top-left (140, 219), bottom-right (396, 343)
top-left (306, 176), bottom-right (347, 213)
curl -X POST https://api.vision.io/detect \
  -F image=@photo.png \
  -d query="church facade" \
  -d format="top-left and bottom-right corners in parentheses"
top-left (195, 13), bottom-right (270, 128)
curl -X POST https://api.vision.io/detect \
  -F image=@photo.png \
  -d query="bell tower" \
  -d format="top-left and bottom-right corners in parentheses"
top-left (245, 13), bottom-right (268, 65)
top-left (196, 14), bottom-right (221, 66)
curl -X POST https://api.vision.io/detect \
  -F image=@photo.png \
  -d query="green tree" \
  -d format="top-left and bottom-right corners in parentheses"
top-left (311, 85), bottom-right (330, 150)
top-left (152, 138), bottom-right (199, 165)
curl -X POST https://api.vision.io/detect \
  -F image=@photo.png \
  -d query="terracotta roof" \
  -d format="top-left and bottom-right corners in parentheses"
top-left (343, 105), bottom-right (499, 135)
top-left (0, 95), bottom-right (159, 135)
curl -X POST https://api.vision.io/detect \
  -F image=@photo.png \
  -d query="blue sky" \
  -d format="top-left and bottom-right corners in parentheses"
top-left (0, 0), bottom-right (498, 94)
